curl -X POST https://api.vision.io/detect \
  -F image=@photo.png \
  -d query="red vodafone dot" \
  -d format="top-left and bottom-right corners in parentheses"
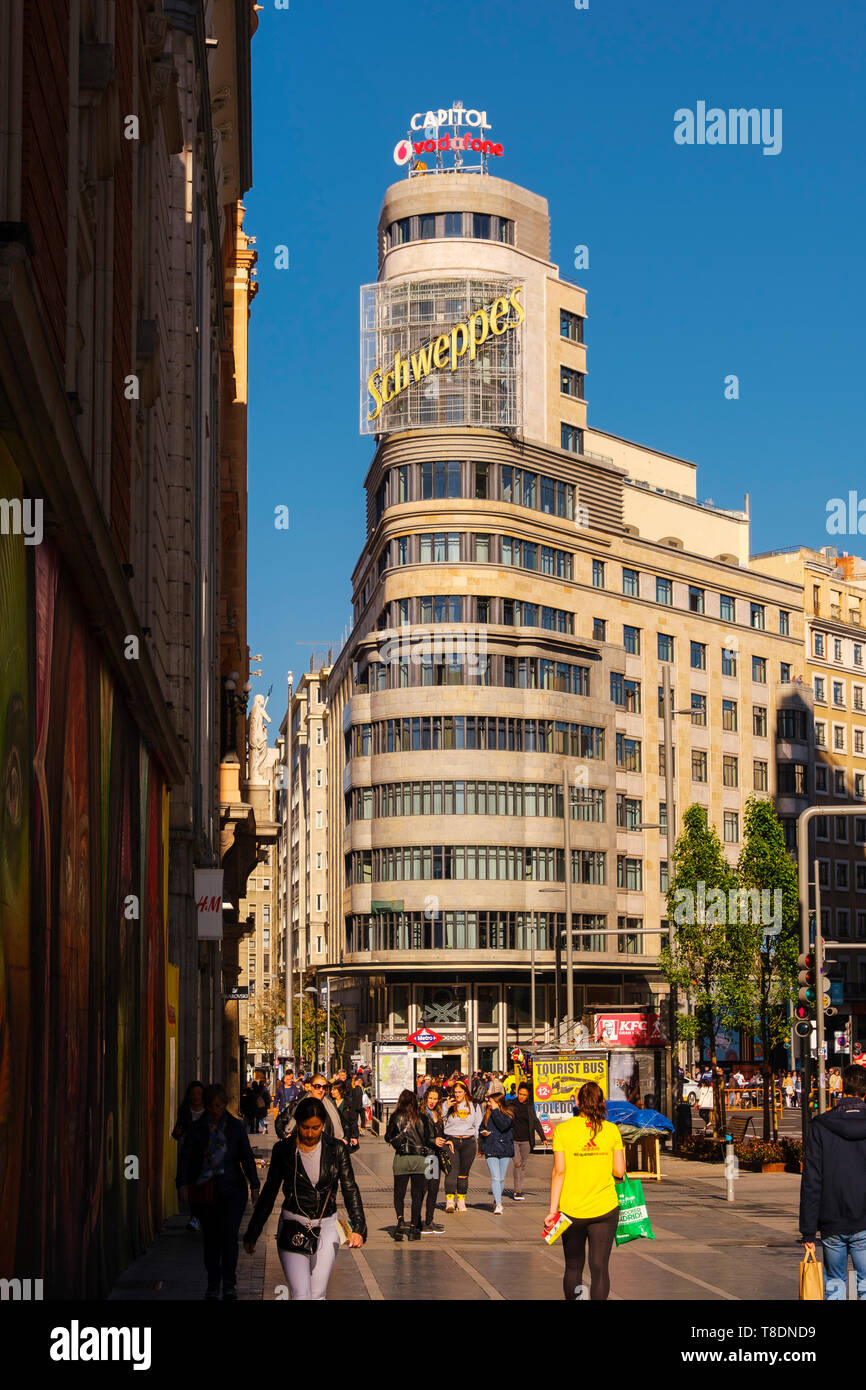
top-left (393, 139), bottom-right (412, 166)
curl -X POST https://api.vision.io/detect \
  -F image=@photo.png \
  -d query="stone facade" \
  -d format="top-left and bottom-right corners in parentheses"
top-left (321, 170), bottom-right (810, 1076)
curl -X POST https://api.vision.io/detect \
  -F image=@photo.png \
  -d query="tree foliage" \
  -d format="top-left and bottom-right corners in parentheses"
top-left (659, 804), bottom-right (737, 1136)
top-left (725, 796), bottom-right (799, 1138)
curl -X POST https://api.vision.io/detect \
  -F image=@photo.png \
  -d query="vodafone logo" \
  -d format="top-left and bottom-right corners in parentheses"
top-left (393, 138), bottom-right (413, 166)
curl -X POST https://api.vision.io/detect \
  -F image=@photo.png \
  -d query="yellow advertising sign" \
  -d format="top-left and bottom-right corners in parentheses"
top-left (366, 284), bottom-right (524, 421)
top-left (533, 1055), bottom-right (608, 1139)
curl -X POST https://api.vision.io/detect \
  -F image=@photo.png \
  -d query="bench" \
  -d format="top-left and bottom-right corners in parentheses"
top-left (725, 1111), bottom-right (757, 1143)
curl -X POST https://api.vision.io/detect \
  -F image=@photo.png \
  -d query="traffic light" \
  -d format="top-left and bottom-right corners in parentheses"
top-left (797, 952), bottom-right (817, 1019)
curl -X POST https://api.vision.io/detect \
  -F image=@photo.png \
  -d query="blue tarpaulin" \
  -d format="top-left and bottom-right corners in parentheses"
top-left (605, 1101), bottom-right (674, 1133)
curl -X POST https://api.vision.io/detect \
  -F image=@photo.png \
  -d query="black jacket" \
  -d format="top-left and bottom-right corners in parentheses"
top-left (336, 1099), bottom-right (359, 1144)
top-left (385, 1109), bottom-right (437, 1156)
top-left (510, 1098), bottom-right (546, 1149)
top-left (243, 1135), bottom-right (367, 1245)
top-left (177, 1112), bottom-right (260, 1195)
top-left (799, 1095), bottom-right (866, 1241)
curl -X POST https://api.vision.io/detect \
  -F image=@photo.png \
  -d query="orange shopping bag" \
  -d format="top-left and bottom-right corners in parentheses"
top-left (798, 1248), bottom-right (824, 1301)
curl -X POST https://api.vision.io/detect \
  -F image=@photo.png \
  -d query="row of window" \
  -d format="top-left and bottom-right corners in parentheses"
top-left (386, 531), bottom-right (574, 577)
top-left (387, 212), bottom-right (516, 248)
top-left (591, 559), bottom-right (791, 635)
top-left (347, 782), bottom-right (681, 834)
top-left (813, 675), bottom-right (865, 707)
top-left (813, 632), bottom-right (864, 666)
top-left (817, 860), bottom-right (866, 892)
top-left (345, 911), bottom-right (646, 955)
top-left (388, 594), bottom-right (575, 635)
top-left (373, 460), bottom-right (578, 521)
top-left (815, 766), bottom-right (866, 799)
top-left (346, 846), bottom-right (648, 887)
top-left (356, 655), bottom-right (591, 694)
top-left (347, 716), bottom-right (606, 758)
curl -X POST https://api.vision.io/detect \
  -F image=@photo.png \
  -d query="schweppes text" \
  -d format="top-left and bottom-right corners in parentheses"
top-left (367, 285), bottom-right (525, 422)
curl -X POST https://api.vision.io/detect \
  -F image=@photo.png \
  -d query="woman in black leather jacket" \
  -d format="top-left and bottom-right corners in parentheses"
top-left (384, 1089), bottom-right (444, 1241)
top-left (243, 1098), bottom-right (366, 1300)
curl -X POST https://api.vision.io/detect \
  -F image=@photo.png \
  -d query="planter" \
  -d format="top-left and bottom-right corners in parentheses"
top-left (761, 1162), bottom-right (787, 1173)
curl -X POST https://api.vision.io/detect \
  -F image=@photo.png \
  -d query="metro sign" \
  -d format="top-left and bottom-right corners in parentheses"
top-left (407, 1028), bottom-right (443, 1050)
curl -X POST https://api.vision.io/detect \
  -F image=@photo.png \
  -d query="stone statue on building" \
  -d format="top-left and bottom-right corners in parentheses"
top-left (247, 692), bottom-right (271, 782)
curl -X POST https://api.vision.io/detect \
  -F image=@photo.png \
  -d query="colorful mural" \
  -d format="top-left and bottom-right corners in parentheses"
top-left (0, 492), bottom-right (172, 1297)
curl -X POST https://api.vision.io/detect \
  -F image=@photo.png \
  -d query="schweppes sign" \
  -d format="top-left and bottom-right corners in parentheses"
top-left (367, 285), bottom-right (524, 422)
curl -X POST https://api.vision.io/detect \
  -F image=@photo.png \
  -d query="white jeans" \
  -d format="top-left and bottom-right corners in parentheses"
top-left (278, 1210), bottom-right (339, 1301)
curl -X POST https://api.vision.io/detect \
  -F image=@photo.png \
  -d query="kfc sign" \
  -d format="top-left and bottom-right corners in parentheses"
top-left (595, 1013), bottom-right (667, 1046)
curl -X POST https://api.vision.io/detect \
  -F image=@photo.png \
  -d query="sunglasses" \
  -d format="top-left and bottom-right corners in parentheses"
top-left (310, 1084), bottom-right (326, 1091)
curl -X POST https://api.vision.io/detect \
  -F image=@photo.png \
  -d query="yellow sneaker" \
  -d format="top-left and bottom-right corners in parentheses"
top-left (445, 1196), bottom-right (455, 1213)
top-left (457, 1197), bottom-right (467, 1213)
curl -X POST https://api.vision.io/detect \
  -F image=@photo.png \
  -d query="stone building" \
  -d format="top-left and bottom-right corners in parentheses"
top-left (0, 0), bottom-right (260, 1294)
top-left (323, 159), bottom-right (808, 1086)
top-left (753, 545), bottom-right (866, 1049)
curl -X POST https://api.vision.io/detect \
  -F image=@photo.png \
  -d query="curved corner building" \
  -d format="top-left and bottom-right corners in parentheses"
top-left (325, 149), bottom-right (804, 1083)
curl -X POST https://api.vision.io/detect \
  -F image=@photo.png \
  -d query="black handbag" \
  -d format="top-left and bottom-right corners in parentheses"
top-left (278, 1149), bottom-right (331, 1257)
top-left (438, 1143), bottom-right (453, 1177)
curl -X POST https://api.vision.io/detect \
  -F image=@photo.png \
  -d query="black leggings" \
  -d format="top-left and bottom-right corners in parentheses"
top-left (394, 1172), bottom-right (426, 1226)
top-left (560, 1207), bottom-right (619, 1301)
top-left (444, 1136), bottom-right (477, 1197)
top-left (425, 1175), bottom-right (440, 1224)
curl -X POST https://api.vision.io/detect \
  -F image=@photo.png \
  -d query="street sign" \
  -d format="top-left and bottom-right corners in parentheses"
top-left (835, 1031), bottom-right (850, 1052)
top-left (275, 1026), bottom-right (289, 1053)
top-left (830, 981), bottom-right (844, 1005)
top-left (407, 1027), bottom-right (443, 1050)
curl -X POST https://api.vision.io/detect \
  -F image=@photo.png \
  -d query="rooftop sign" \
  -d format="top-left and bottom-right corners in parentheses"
top-left (394, 102), bottom-right (502, 176)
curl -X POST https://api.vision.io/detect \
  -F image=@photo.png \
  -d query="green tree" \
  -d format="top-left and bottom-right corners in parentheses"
top-left (659, 804), bottom-right (737, 1137)
top-left (245, 986), bottom-right (287, 1058)
top-left (726, 796), bottom-right (799, 1139)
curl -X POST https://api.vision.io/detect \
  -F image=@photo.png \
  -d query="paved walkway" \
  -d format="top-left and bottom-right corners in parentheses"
top-left (110, 1127), bottom-right (807, 1302)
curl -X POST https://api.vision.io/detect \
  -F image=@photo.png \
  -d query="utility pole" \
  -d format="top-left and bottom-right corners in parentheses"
top-left (562, 767), bottom-right (575, 1047)
top-left (662, 665), bottom-right (679, 1114)
top-left (531, 925), bottom-right (536, 1044)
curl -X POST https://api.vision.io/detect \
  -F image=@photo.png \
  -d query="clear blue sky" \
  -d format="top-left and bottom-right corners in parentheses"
top-left (245, 0), bottom-right (866, 717)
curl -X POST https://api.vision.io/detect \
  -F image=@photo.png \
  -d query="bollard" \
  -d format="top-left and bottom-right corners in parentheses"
top-left (724, 1133), bottom-right (736, 1202)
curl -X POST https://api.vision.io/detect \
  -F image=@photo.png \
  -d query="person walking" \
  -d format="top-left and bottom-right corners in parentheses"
top-left (510, 1082), bottom-right (548, 1200)
top-left (783, 1071), bottom-right (796, 1110)
top-left (243, 1097), bottom-right (366, 1300)
top-left (385, 1089), bottom-right (444, 1240)
top-left (172, 1079), bottom-right (206, 1232)
top-left (276, 1074), bottom-right (345, 1143)
top-left (419, 1085), bottom-right (452, 1234)
top-left (800, 1063), bottom-right (866, 1299)
top-left (544, 1081), bottom-right (626, 1301)
top-left (479, 1085), bottom-right (514, 1214)
top-left (795, 1070), bottom-right (802, 1110)
top-left (349, 1075), bottom-right (365, 1133)
top-left (330, 1080), bottom-right (359, 1150)
top-left (442, 1079), bottom-right (483, 1212)
top-left (696, 1079), bottom-right (713, 1131)
top-left (178, 1083), bottom-right (261, 1300)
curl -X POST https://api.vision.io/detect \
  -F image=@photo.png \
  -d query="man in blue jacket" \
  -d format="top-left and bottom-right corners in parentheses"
top-left (800, 1063), bottom-right (866, 1299)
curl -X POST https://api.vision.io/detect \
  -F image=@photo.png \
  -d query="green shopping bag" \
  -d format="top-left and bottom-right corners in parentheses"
top-left (614, 1174), bottom-right (655, 1247)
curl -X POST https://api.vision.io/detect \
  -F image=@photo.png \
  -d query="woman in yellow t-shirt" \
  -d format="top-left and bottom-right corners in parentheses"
top-left (543, 1081), bottom-right (625, 1300)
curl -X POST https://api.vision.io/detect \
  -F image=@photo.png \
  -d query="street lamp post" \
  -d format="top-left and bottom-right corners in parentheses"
top-left (562, 768), bottom-right (575, 1046)
top-left (304, 986), bottom-right (318, 1075)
